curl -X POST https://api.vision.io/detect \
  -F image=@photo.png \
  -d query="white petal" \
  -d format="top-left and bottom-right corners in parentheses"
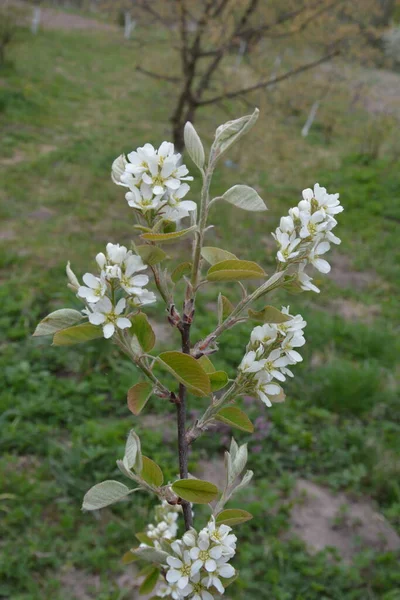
top-left (218, 564), bottom-right (235, 578)
top-left (166, 569), bottom-right (181, 584)
top-left (115, 298), bottom-right (126, 314)
top-left (167, 557), bottom-right (183, 569)
top-left (313, 258), bottom-right (331, 273)
top-left (205, 559), bottom-right (216, 572)
top-left (116, 317), bottom-right (131, 330)
top-left (88, 313), bottom-right (106, 325)
top-left (82, 272), bottom-right (99, 288)
top-left (103, 323), bottom-right (115, 338)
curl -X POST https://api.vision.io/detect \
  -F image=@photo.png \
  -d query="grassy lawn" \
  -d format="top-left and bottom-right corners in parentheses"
top-left (0, 19), bottom-right (399, 600)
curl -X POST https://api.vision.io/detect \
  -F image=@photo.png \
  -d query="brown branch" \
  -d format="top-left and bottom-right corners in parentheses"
top-left (136, 66), bottom-right (181, 83)
top-left (196, 49), bottom-right (339, 106)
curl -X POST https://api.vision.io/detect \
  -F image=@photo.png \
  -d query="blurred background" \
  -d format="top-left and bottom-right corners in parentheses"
top-left (1, 1), bottom-right (400, 598)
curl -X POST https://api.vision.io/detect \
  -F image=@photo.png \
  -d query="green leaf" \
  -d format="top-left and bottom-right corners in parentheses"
top-left (171, 479), bottom-right (219, 504)
top-left (171, 261), bottom-right (192, 283)
top-left (207, 259), bottom-right (266, 282)
top-left (184, 121), bottom-right (205, 168)
top-left (222, 185), bottom-right (267, 212)
top-left (130, 313), bottom-right (155, 352)
top-left (141, 456), bottom-right (164, 488)
top-left (209, 370), bottom-right (229, 392)
top-left (139, 567), bottom-right (160, 595)
top-left (136, 245), bottom-right (167, 266)
top-left (132, 546), bottom-right (169, 565)
top-left (162, 220), bottom-right (177, 234)
top-left (82, 480), bottom-right (133, 511)
top-left (127, 382), bottom-right (153, 416)
top-left (201, 246), bottom-right (237, 265)
top-left (218, 294), bottom-right (234, 323)
top-left (213, 108), bottom-right (259, 158)
top-left (135, 532), bottom-right (153, 546)
top-left (122, 550), bottom-right (137, 564)
top-left (124, 430), bottom-right (143, 472)
top-left (53, 323), bottom-right (103, 346)
top-left (157, 351), bottom-right (211, 397)
top-left (248, 305), bottom-right (292, 324)
top-left (216, 509), bottom-right (253, 526)
top-left (215, 407), bottom-right (254, 433)
top-left (33, 308), bottom-right (83, 337)
top-left (140, 226), bottom-right (196, 243)
top-left (198, 355), bottom-right (215, 374)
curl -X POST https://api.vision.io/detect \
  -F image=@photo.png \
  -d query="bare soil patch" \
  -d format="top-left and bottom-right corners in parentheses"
top-left (328, 298), bottom-right (381, 322)
top-left (330, 253), bottom-right (378, 290)
top-left (13, 1), bottom-right (115, 31)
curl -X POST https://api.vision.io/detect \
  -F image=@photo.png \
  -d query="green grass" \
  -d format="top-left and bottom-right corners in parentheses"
top-left (1, 21), bottom-right (399, 600)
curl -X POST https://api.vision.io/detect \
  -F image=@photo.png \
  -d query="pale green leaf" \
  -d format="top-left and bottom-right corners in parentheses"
top-left (222, 185), bottom-right (267, 212)
top-left (209, 370), bottom-right (229, 392)
top-left (132, 546), bottom-right (169, 564)
top-left (171, 261), bottom-right (192, 283)
top-left (184, 121), bottom-right (205, 169)
top-left (141, 456), bottom-right (164, 488)
top-left (248, 305), bottom-right (292, 324)
top-left (135, 532), bottom-right (154, 546)
top-left (218, 293), bottom-right (234, 324)
top-left (207, 259), bottom-right (265, 282)
top-left (140, 226), bottom-right (196, 243)
top-left (33, 308), bottom-right (83, 337)
top-left (198, 355), bottom-right (215, 374)
top-left (216, 509), bottom-right (253, 526)
top-left (139, 567), bottom-right (160, 595)
top-left (201, 246), bottom-right (237, 265)
top-left (157, 351), bottom-right (210, 397)
top-left (136, 245), bottom-right (167, 266)
top-left (171, 478), bottom-right (219, 504)
top-left (53, 323), bottom-right (103, 346)
top-left (124, 430), bottom-right (143, 472)
top-left (82, 480), bottom-right (133, 511)
top-left (130, 313), bottom-right (155, 352)
top-left (127, 382), bottom-right (153, 416)
top-left (213, 108), bottom-right (259, 158)
top-left (215, 407), bottom-right (254, 433)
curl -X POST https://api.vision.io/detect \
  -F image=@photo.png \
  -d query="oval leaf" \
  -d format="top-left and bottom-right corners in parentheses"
top-left (214, 108), bottom-right (259, 158)
top-left (201, 247), bottom-right (237, 265)
top-left (132, 546), bottom-right (169, 564)
top-left (222, 185), bottom-right (267, 212)
top-left (33, 308), bottom-right (83, 337)
top-left (248, 306), bottom-right (292, 324)
top-left (130, 313), bottom-right (155, 352)
top-left (216, 509), bottom-right (253, 527)
top-left (209, 370), bottom-right (229, 392)
top-left (53, 323), bottom-right (103, 346)
top-left (139, 567), bottom-right (161, 595)
top-left (157, 351), bottom-right (210, 397)
top-left (136, 245), bottom-right (167, 266)
top-left (184, 121), bottom-right (205, 169)
top-left (218, 293), bottom-right (234, 324)
top-left (127, 382), bottom-right (153, 416)
top-left (198, 355), bottom-right (215, 374)
top-left (82, 480), bottom-right (133, 511)
top-left (215, 407), bottom-right (254, 433)
top-left (141, 456), bottom-right (164, 488)
top-left (171, 261), bottom-right (192, 283)
top-left (171, 479), bottom-right (219, 504)
top-left (141, 226), bottom-right (196, 243)
top-left (207, 260), bottom-right (265, 282)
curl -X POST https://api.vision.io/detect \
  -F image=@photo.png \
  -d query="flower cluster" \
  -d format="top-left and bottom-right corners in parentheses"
top-left (273, 183), bottom-right (343, 293)
top-left (145, 500), bottom-right (181, 548)
top-left (158, 517), bottom-right (236, 599)
top-left (74, 242), bottom-right (156, 339)
top-left (239, 307), bottom-right (306, 407)
top-left (112, 142), bottom-right (196, 221)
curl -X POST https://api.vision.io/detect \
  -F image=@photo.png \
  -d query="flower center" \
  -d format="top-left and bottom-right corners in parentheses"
top-left (180, 564), bottom-right (191, 577)
top-left (199, 549), bottom-right (210, 562)
top-left (152, 175), bottom-right (164, 187)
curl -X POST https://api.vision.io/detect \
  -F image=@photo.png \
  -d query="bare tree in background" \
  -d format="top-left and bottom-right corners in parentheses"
top-left (101, 0), bottom-right (395, 149)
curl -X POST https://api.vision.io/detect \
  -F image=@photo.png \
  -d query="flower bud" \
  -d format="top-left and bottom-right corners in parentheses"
top-left (66, 261), bottom-right (79, 291)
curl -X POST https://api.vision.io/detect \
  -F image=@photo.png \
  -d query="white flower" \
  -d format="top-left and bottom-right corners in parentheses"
top-left (298, 263), bottom-right (320, 293)
top-left (166, 543), bottom-right (197, 590)
top-left (189, 531), bottom-right (223, 574)
top-left (119, 255), bottom-right (149, 296)
top-left (203, 518), bottom-right (237, 558)
top-left (279, 215), bottom-right (295, 233)
top-left (250, 324), bottom-right (277, 349)
top-left (181, 573), bottom-right (214, 600)
top-left (205, 558), bottom-right (235, 594)
top-left (131, 289), bottom-right (157, 306)
top-left (263, 348), bottom-right (290, 381)
top-left (303, 183), bottom-right (343, 216)
top-left (125, 143), bottom-right (158, 178)
top-left (86, 297), bottom-right (131, 339)
top-left (255, 372), bottom-right (282, 407)
top-left (275, 230), bottom-right (301, 263)
top-left (125, 182), bottom-right (163, 211)
top-left (157, 582), bottom-right (185, 599)
top-left (299, 210), bottom-right (328, 239)
top-left (275, 307), bottom-right (307, 335)
top-left (96, 243), bottom-right (129, 278)
top-left (308, 241), bottom-right (331, 273)
top-left (111, 154), bottom-right (128, 186)
top-left (162, 183), bottom-right (197, 221)
top-left (78, 272), bottom-right (107, 303)
top-left (239, 351), bottom-right (266, 374)
top-left (281, 332), bottom-right (305, 363)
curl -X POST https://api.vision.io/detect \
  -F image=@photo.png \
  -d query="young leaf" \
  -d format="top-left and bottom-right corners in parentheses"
top-left (209, 371), bottom-right (229, 392)
top-left (171, 479), bottom-right (219, 504)
top-left (201, 246), bottom-right (237, 265)
top-left (124, 430), bottom-right (143, 472)
top-left (53, 323), bottom-right (103, 346)
top-left (33, 308), bottom-right (83, 337)
top-left (136, 532), bottom-right (154, 546)
top-left (218, 293), bottom-right (234, 324)
top-left (157, 351), bottom-right (211, 397)
top-left (184, 121), bottom-right (205, 169)
top-left (215, 407), bottom-right (254, 433)
top-left (198, 355), bottom-right (215, 374)
top-left (140, 226), bottom-right (196, 243)
top-left (141, 456), bottom-right (164, 488)
top-left (82, 480), bottom-right (134, 511)
top-left (132, 546), bottom-right (169, 565)
top-left (127, 382), bottom-right (153, 416)
top-left (248, 306), bottom-right (292, 324)
top-left (139, 567), bottom-right (160, 595)
top-left (136, 245), bottom-right (167, 266)
top-left (122, 550), bottom-right (137, 564)
top-left (213, 108), bottom-right (259, 158)
top-left (207, 260), bottom-right (266, 282)
top-left (216, 509), bottom-right (253, 527)
top-left (171, 261), bottom-right (192, 283)
top-left (221, 185), bottom-right (267, 212)
top-left (130, 313), bottom-right (155, 352)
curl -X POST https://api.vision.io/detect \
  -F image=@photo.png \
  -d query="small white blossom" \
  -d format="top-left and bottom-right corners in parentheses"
top-left (308, 240), bottom-right (331, 273)
top-left (131, 289), bottom-right (157, 306)
top-left (86, 297), bottom-right (131, 339)
top-left (281, 332), bottom-right (305, 363)
top-left (182, 572), bottom-right (214, 600)
top-left (298, 263), bottom-right (320, 293)
top-left (162, 183), bottom-right (197, 221)
top-left (239, 351), bottom-right (266, 374)
top-left (166, 542), bottom-right (198, 590)
top-left (254, 372), bottom-right (282, 407)
top-left (275, 230), bottom-right (301, 263)
top-left (78, 272), bottom-right (107, 303)
top-left (263, 348), bottom-right (290, 382)
top-left (189, 531), bottom-right (224, 573)
top-left (205, 558), bottom-right (235, 594)
top-left (303, 183), bottom-right (343, 216)
top-left (125, 182), bottom-right (163, 212)
top-left (250, 324), bottom-right (277, 349)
